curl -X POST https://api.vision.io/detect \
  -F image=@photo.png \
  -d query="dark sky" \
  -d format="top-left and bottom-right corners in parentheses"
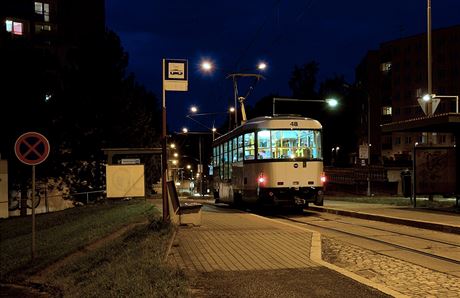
top-left (106, 0), bottom-right (460, 132)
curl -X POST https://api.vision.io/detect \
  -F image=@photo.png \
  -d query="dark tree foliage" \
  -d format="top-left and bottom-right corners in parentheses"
top-left (0, 29), bottom-right (161, 197)
top-left (317, 75), bottom-right (360, 166)
top-left (288, 61), bottom-right (319, 101)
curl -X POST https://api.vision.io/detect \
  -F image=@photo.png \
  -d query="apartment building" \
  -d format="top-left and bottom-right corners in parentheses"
top-left (356, 25), bottom-right (460, 163)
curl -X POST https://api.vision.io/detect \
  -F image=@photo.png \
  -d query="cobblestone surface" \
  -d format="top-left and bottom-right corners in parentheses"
top-left (322, 237), bottom-right (460, 298)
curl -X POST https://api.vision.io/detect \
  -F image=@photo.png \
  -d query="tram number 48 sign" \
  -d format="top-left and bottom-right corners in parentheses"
top-left (14, 132), bottom-right (50, 166)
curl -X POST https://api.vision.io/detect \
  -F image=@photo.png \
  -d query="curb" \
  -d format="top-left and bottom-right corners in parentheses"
top-left (307, 206), bottom-right (460, 235)
top-left (163, 226), bottom-right (178, 263)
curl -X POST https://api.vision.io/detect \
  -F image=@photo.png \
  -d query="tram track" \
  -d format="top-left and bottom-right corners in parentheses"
top-left (274, 214), bottom-right (460, 266)
top-left (308, 214), bottom-right (460, 248)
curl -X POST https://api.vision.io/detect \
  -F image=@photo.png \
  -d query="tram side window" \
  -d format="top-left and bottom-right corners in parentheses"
top-left (219, 144), bottom-right (224, 179)
top-left (232, 138), bottom-right (238, 163)
top-left (212, 147), bottom-right (219, 175)
top-left (228, 140), bottom-right (233, 178)
top-left (244, 132), bottom-right (255, 160)
top-left (223, 142), bottom-right (229, 179)
top-left (257, 130), bottom-right (271, 159)
top-left (237, 135), bottom-right (244, 161)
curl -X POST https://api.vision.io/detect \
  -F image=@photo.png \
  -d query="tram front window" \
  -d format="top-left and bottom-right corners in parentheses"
top-left (256, 129), bottom-right (322, 160)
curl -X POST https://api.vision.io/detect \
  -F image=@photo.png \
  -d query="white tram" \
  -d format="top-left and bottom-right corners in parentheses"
top-left (211, 115), bottom-right (326, 208)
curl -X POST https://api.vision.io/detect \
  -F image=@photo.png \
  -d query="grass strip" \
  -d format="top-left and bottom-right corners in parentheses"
top-left (47, 219), bottom-right (188, 297)
top-left (0, 199), bottom-right (155, 282)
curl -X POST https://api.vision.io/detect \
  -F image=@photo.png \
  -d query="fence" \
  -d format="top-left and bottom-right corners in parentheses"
top-left (325, 166), bottom-right (398, 195)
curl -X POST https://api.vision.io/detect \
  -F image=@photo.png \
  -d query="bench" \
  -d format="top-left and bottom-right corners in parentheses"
top-left (167, 181), bottom-right (203, 226)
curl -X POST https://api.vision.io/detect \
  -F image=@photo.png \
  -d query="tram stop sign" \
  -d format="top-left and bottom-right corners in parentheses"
top-left (14, 132), bottom-right (50, 166)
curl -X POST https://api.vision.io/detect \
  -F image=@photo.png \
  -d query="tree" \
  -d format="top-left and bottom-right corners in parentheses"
top-left (1, 29), bottom-right (162, 197)
top-left (288, 61), bottom-right (319, 100)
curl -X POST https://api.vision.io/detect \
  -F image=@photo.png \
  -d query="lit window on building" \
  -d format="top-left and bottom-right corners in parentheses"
top-left (380, 62), bottom-right (392, 72)
top-left (382, 106), bottom-right (392, 115)
top-left (35, 24), bottom-right (51, 32)
top-left (35, 2), bottom-right (50, 22)
top-left (5, 20), bottom-right (23, 35)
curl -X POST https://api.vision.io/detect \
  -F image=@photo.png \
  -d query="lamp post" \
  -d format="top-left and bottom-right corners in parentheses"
top-left (367, 94), bottom-right (371, 197)
top-left (427, 0), bottom-right (433, 116)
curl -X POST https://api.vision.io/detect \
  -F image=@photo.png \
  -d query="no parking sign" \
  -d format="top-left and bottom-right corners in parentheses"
top-left (14, 131), bottom-right (50, 260)
top-left (14, 132), bottom-right (50, 165)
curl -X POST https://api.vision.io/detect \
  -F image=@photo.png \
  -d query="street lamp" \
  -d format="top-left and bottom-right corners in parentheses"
top-left (200, 60), bottom-right (213, 72)
top-left (257, 62), bottom-right (267, 71)
top-left (229, 106), bottom-right (236, 130)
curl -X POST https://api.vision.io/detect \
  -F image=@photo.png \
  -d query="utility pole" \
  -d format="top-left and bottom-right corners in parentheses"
top-left (367, 94), bottom-right (371, 197)
top-left (427, 0), bottom-right (432, 115)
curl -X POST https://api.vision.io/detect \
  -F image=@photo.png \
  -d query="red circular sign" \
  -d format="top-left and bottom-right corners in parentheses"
top-left (14, 132), bottom-right (50, 166)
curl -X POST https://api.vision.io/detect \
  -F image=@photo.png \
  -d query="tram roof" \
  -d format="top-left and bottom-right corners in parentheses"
top-left (213, 115), bottom-right (322, 144)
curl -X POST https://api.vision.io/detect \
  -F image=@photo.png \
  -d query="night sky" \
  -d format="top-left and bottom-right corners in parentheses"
top-left (106, 0), bottom-right (460, 132)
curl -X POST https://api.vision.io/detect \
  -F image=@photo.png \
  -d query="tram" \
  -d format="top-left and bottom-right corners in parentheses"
top-left (211, 115), bottom-right (326, 208)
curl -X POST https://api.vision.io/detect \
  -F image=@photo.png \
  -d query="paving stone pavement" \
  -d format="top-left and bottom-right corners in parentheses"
top-left (168, 210), bottom-right (318, 272)
top-left (322, 237), bottom-right (460, 298)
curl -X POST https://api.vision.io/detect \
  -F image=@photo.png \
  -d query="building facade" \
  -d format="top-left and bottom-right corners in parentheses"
top-left (1, 0), bottom-right (105, 58)
top-left (357, 25), bottom-right (460, 164)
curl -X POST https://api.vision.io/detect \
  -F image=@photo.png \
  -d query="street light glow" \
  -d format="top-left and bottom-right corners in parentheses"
top-left (422, 94), bottom-right (433, 102)
top-left (212, 127), bottom-right (217, 132)
top-left (325, 98), bottom-right (338, 107)
top-left (182, 127), bottom-right (188, 133)
top-left (201, 60), bottom-right (213, 71)
top-left (257, 62), bottom-right (267, 71)
top-left (229, 107), bottom-right (235, 112)
top-left (170, 143), bottom-right (176, 149)
top-left (173, 152), bottom-right (178, 158)
top-left (190, 106), bottom-right (198, 113)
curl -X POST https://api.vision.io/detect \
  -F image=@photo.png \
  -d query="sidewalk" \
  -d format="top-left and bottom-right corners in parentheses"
top-left (163, 202), bottom-right (403, 297)
top-left (308, 199), bottom-right (460, 234)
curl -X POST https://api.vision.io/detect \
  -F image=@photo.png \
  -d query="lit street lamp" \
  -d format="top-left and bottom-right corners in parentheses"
top-left (257, 62), bottom-right (267, 71)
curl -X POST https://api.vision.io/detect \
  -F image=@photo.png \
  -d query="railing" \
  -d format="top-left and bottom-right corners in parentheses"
top-left (8, 188), bottom-right (106, 212)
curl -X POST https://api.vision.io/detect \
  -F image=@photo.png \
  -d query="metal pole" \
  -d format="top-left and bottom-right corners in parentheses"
top-left (199, 136), bottom-right (203, 196)
top-left (233, 76), bottom-right (238, 126)
top-left (367, 94), bottom-right (371, 197)
top-left (457, 96), bottom-right (459, 113)
top-left (427, 0), bottom-right (432, 105)
top-left (32, 165), bottom-right (36, 260)
top-left (162, 59), bottom-right (169, 222)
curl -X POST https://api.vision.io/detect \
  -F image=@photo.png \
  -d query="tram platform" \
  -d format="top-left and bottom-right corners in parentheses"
top-left (309, 198), bottom-right (460, 235)
top-left (152, 197), bottom-right (406, 297)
